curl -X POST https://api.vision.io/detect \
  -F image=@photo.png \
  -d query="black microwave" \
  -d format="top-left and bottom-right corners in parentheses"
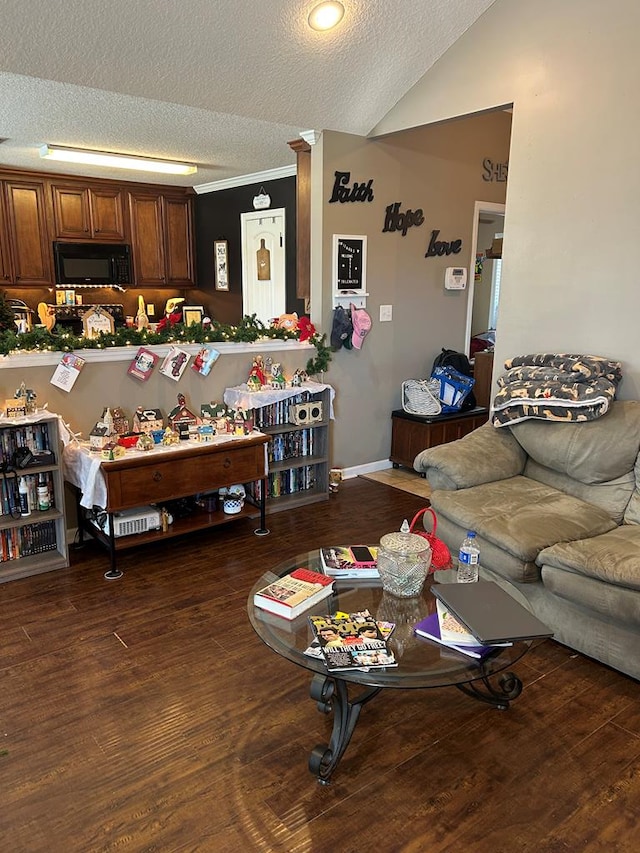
top-left (53, 242), bottom-right (132, 285)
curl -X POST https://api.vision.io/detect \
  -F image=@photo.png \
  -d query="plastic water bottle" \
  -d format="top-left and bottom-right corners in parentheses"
top-left (457, 531), bottom-right (479, 583)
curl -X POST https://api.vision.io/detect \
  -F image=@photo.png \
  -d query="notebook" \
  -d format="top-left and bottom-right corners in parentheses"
top-left (430, 581), bottom-right (553, 644)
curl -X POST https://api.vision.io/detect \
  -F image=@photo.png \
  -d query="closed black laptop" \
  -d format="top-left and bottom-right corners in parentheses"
top-left (431, 581), bottom-right (553, 644)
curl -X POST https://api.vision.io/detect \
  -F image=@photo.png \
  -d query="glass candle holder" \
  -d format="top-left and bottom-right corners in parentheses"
top-left (377, 531), bottom-right (432, 598)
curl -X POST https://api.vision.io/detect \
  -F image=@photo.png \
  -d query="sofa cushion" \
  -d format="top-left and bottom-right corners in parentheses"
top-left (523, 459), bottom-right (635, 524)
top-left (537, 524), bottom-right (640, 590)
top-left (414, 422), bottom-right (526, 489)
top-left (510, 400), bottom-right (640, 484)
top-left (430, 476), bottom-right (618, 583)
top-left (623, 453), bottom-right (640, 524)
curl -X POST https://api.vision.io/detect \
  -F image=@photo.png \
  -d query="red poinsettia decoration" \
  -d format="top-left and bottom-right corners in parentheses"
top-left (297, 316), bottom-right (316, 342)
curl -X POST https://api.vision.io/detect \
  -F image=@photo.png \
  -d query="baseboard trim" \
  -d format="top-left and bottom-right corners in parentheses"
top-left (342, 460), bottom-right (393, 480)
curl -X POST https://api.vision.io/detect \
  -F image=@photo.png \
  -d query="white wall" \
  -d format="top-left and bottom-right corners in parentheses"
top-left (373, 0), bottom-right (640, 399)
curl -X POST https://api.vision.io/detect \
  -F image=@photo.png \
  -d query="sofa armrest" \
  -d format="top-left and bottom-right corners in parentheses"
top-left (413, 422), bottom-right (527, 490)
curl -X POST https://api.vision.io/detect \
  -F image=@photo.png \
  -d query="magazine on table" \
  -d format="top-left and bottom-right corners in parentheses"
top-left (319, 546), bottom-right (380, 579)
top-left (308, 609), bottom-right (397, 671)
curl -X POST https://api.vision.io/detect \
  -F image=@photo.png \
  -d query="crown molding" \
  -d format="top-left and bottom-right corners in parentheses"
top-left (299, 129), bottom-right (321, 146)
top-left (194, 164), bottom-right (297, 195)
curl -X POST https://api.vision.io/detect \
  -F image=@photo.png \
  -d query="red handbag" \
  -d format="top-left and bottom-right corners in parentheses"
top-left (409, 507), bottom-right (453, 572)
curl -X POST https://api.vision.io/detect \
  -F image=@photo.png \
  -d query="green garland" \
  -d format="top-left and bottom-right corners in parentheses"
top-left (0, 315), bottom-right (332, 377)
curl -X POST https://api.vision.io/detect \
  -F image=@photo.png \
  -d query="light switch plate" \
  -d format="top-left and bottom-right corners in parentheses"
top-left (379, 304), bottom-right (393, 322)
top-left (147, 304), bottom-right (155, 316)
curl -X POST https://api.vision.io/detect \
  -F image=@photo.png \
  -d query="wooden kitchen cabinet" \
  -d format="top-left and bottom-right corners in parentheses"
top-left (52, 184), bottom-right (125, 240)
top-left (128, 191), bottom-right (194, 287)
top-left (0, 179), bottom-right (52, 286)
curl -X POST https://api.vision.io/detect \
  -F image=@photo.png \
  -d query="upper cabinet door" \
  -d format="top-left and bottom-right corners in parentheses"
top-left (128, 192), bottom-right (166, 285)
top-left (128, 191), bottom-right (194, 287)
top-left (52, 185), bottom-right (91, 238)
top-left (90, 187), bottom-right (125, 240)
top-left (3, 180), bottom-right (52, 286)
top-left (164, 196), bottom-right (194, 287)
top-left (52, 184), bottom-right (125, 240)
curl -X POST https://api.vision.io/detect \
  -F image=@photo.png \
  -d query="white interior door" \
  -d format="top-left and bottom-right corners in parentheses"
top-left (240, 209), bottom-right (286, 323)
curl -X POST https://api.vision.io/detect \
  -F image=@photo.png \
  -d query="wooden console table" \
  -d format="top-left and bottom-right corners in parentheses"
top-left (64, 432), bottom-right (269, 578)
top-left (390, 408), bottom-right (489, 471)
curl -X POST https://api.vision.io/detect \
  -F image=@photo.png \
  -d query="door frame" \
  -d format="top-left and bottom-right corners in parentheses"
top-left (465, 200), bottom-right (505, 357)
top-left (240, 207), bottom-right (286, 323)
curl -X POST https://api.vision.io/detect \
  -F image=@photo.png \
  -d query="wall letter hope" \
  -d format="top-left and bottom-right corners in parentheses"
top-left (382, 202), bottom-right (424, 236)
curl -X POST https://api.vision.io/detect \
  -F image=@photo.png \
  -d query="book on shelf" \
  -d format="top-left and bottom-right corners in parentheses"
top-left (308, 610), bottom-right (397, 671)
top-left (413, 609), bottom-right (504, 660)
top-left (319, 546), bottom-right (380, 579)
top-left (253, 567), bottom-right (334, 620)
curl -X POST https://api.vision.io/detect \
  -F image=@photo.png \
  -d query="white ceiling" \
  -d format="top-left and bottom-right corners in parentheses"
top-left (0, 0), bottom-right (496, 189)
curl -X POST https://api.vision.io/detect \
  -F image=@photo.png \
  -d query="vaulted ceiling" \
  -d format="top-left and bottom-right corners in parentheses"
top-left (0, 0), bottom-right (496, 188)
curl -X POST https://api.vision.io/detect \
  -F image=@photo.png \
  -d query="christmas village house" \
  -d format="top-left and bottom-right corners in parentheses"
top-left (132, 407), bottom-right (164, 435)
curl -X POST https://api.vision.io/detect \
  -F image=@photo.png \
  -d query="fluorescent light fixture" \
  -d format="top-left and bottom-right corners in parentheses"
top-left (308, 1), bottom-right (344, 31)
top-left (40, 145), bottom-right (197, 176)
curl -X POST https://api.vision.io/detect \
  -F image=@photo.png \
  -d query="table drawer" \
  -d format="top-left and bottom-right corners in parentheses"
top-left (105, 445), bottom-right (266, 509)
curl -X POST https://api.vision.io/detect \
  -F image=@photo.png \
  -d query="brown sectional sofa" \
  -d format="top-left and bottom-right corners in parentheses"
top-left (414, 400), bottom-right (640, 681)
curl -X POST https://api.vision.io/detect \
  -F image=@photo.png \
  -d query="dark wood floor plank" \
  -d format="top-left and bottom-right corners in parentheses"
top-left (0, 478), bottom-right (638, 852)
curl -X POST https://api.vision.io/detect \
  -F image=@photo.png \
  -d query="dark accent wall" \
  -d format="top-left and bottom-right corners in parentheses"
top-left (194, 176), bottom-right (302, 325)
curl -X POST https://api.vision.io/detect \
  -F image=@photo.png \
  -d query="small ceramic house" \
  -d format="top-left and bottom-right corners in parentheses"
top-left (197, 423), bottom-right (215, 442)
top-left (89, 421), bottom-right (112, 452)
top-left (168, 393), bottom-right (199, 432)
top-left (100, 441), bottom-right (125, 461)
top-left (132, 407), bottom-right (164, 435)
top-left (105, 406), bottom-right (129, 436)
top-left (201, 401), bottom-right (227, 426)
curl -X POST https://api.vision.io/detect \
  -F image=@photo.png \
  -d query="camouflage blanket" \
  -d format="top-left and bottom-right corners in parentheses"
top-left (492, 353), bottom-right (622, 427)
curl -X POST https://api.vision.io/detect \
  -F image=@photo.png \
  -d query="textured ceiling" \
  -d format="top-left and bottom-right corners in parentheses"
top-left (0, 0), bottom-right (495, 188)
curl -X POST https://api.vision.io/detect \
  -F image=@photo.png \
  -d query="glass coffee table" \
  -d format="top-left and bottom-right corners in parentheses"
top-left (248, 551), bottom-right (534, 783)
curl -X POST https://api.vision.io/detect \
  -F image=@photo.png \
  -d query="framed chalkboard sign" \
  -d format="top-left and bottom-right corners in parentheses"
top-left (332, 234), bottom-right (367, 295)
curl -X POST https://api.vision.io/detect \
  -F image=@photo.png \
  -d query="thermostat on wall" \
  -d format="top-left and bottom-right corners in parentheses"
top-left (444, 267), bottom-right (468, 290)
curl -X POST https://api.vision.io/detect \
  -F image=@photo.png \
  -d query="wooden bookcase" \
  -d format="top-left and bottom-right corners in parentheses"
top-left (0, 413), bottom-right (68, 582)
top-left (225, 384), bottom-right (332, 512)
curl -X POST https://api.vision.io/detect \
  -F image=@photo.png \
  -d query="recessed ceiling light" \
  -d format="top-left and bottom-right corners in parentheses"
top-left (308, 1), bottom-right (345, 31)
top-left (39, 144), bottom-right (197, 176)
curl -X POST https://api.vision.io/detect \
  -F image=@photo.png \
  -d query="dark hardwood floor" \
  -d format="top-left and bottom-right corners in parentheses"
top-left (1, 478), bottom-right (639, 853)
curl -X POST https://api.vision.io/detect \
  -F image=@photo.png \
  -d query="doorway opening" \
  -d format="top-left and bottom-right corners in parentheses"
top-left (465, 201), bottom-right (505, 358)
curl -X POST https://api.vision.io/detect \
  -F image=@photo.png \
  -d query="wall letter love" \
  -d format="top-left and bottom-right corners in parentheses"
top-left (425, 229), bottom-right (463, 257)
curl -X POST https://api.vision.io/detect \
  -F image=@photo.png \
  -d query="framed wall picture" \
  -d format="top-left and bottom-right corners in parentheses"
top-left (214, 240), bottom-right (229, 290)
top-left (332, 234), bottom-right (367, 295)
top-left (182, 305), bottom-right (204, 326)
